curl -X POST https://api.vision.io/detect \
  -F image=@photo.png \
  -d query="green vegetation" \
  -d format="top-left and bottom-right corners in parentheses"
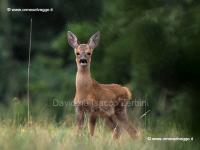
top-left (0, 0), bottom-right (200, 149)
top-left (0, 120), bottom-right (199, 150)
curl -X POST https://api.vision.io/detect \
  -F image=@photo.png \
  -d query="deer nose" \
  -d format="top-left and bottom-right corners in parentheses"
top-left (80, 59), bottom-right (87, 63)
top-left (79, 58), bottom-right (87, 64)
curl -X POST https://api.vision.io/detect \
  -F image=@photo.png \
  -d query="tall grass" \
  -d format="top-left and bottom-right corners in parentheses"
top-left (0, 99), bottom-right (199, 150)
top-left (0, 118), bottom-right (199, 150)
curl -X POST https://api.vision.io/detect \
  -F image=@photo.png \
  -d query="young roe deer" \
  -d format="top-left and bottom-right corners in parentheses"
top-left (67, 31), bottom-right (139, 139)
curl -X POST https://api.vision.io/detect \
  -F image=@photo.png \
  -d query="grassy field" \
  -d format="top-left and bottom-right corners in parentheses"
top-left (0, 119), bottom-right (199, 150)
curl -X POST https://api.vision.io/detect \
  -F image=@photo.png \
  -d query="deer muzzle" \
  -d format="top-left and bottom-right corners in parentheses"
top-left (79, 58), bottom-right (88, 66)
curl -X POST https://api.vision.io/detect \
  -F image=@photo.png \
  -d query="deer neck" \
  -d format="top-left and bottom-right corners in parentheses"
top-left (76, 67), bottom-right (93, 96)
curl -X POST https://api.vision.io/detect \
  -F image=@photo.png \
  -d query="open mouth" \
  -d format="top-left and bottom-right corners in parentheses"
top-left (79, 59), bottom-right (87, 66)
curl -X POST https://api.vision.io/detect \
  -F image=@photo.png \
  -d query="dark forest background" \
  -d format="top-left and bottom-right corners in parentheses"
top-left (0, 0), bottom-right (200, 137)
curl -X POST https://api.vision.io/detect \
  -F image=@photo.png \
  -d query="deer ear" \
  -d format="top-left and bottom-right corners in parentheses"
top-left (88, 31), bottom-right (100, 49)
top-left (67, 31), bottom-right (79, 49)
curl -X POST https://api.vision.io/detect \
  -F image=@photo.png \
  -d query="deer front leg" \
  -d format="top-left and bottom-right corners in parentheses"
top-left (88, 114), bottom-right (97, 136)
top-left (75, 106), bottom-right (84, 132)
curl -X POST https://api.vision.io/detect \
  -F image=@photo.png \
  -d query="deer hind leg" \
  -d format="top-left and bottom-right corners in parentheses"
top-left (115, 103), bottom-right (138, 139)
top-left (105, 116), bottom-right (121, 139)
top-left (88, 114), bottom-right (97, 136)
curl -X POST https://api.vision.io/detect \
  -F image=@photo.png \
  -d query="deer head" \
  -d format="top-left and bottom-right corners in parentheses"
top-left (67, 31), bottom-right (100, 70)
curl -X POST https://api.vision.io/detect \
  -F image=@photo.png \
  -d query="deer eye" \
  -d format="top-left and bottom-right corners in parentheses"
top-left (76, 52), bottom-right (80, 56)
top-left (87, 52), bottom-right (91, 55)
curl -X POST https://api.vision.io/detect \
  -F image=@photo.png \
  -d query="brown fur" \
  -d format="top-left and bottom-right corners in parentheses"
top-left (67, 31), bottom-right (138, 139)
